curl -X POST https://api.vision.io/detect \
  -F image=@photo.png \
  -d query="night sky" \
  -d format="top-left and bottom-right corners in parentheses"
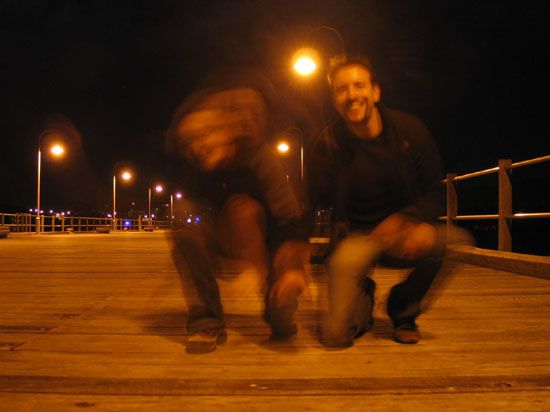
top-left (1, 0), bottom-right (548, 217)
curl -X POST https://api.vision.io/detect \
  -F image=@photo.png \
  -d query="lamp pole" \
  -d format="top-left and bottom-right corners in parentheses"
top-left (277, 127), bottom-right (304, 181)
top-left (148, 181), bottom-right (164, 228)
top-left (170, 192), bottom-right (182, 227)
top-left (36, 130), bottom-right (64, 234)
top-left (148, 187), bottom-right (152, 227)
top-left (36, 144), bottom-right (42, 234)
top-left (112, 168), bottom-right (133, 230)
top-left (112, 174), bottom-right (117, 230)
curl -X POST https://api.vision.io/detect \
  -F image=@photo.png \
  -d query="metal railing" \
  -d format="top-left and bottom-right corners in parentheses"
top-left (0, 213), bottom-right (172, 233)
top-left (442, 155), bottom-right (550, 252)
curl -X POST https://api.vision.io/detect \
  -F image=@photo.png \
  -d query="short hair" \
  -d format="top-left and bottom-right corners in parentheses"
top-left (326, 53), bottom-right (379, 87)
top-left (165, 67), bottom-right (278, 158)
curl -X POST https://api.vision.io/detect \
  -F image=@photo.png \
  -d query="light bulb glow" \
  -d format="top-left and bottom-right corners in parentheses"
top-left (277, 142), bottom-right (290, 154)
top-left (293, 56), bottom-right (317, 76)
top-left (121, 170), bottom-right (132, 181)
top-left (50, 144), bottom-right (65, 156)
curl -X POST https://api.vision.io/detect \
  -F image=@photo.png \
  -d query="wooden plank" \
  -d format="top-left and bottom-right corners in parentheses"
top-left (0, 232), bottom-right (549, 410)
top-left (0, 392), bottom-right (548, 412)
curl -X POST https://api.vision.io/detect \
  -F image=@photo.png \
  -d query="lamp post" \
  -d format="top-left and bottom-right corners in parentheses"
top-left (148, 182), bottom-right (164, 228)
top-left (291, 25), bottom-right (345, 78)
top-left (276, 127), bottom-right (305, 181)
top-left (112, 169), bottom-right (133, 230)
top-left (170, 192), bottom-right (183, 226)
top-left (36, 130), bottom-right (65, 234)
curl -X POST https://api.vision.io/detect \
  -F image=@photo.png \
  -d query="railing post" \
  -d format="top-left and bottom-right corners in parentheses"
top-left (138, 215), bottom-right (143, 231)
top-left (498, 159), bottom-right (512, 251)
top-left (446, 173), bottom-right (457, 231)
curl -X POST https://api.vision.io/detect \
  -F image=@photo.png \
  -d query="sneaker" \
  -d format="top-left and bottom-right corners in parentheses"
top-left (186, 328), bottom-right (227, 354)
top-left (392, 321), bottom-right (420, 344)
top-left (353, 277), bottom-right (376, 339)
top-left (264, 302), bottom-right (298, 338)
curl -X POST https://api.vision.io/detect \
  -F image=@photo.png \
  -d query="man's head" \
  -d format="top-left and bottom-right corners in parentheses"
top-left (167, 69), bottom-right (275, 171)
top-left (327, 54), bottom-right (381, 130)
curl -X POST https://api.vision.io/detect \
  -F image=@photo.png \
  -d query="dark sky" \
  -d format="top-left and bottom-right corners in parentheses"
top-left (1, 0), bottom-right (548, 215)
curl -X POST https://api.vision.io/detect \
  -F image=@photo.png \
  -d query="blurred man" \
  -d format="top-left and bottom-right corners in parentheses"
top-left (166, 69), bottom-right (310, 353)
top-left (309, 54), bottom-right (451, 346)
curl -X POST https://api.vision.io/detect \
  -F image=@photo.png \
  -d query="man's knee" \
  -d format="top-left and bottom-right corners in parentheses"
top-left (328, 235), bottom-right (381, 278)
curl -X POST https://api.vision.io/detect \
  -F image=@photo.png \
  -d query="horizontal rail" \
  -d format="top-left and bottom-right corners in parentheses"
top-left (442, 154), bottom-right (549, 183)
top-left (440, 212), bottom-right (550, 221)
top-left (0, 213), bottom-right (173, 233)
top-left (510, 155), bottom-right (550, 169)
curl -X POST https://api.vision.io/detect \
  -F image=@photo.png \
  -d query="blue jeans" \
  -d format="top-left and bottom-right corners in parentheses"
top-left (322, 225), bottom-right (449, 346)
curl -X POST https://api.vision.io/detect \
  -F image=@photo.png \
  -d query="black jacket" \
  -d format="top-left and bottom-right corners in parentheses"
top-left (307, 105), bottom-right (445, 229)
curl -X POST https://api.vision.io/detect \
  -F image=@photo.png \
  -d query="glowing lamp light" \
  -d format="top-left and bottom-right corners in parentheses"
top-left (277, 142), bottom-right (290, 154)
top-left (292, 48), bottom-right (320, 77)
top-left (175, 192), bottom-right (183, 200)
top-left (155, 184), bottom-right (163, 193)
top-left (124, 219), bottom-right (131, 227)
top-left (293, 56), bottom-right (317, 76)
top-left (121, 170), bottom-right (132, 181)
top-left (50, 144), bottom-right (65, 156)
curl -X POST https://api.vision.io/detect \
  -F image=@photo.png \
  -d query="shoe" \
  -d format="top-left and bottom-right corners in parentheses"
top-left (186, 328), bottom-right (227, 354)
top-left (265, 272), bottom-right (305, 338)
top-left (392, 321), bottom-right (420, 344)
top-left (353, 277), bottom-right (376, 339)
top-left (264, 302), bottom-right (298, 338)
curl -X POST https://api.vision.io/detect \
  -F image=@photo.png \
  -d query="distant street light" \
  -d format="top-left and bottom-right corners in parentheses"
top-left (36, 130), bottom-right (65, 234)
top-left (112, 167), bottom-right (133, 230)
top-left (148, 181), bottom-right (164, 228)
top-left (170, 192), bottom-right (183, 226)
top-left (275, 127), bottom-right (305, 181)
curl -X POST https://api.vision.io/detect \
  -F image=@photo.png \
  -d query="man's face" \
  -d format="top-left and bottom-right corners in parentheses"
top-left (331, 64), bottom-right (381, 126)
top-left (177, 88), bottom-right (268, 171)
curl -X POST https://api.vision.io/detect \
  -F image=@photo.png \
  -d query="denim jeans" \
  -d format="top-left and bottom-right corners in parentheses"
top-left (322, 225), bottom-right (448, 346)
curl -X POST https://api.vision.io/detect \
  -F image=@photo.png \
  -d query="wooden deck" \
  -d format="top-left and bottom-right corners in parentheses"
top-left (0, 232), bottom-right (549, 411)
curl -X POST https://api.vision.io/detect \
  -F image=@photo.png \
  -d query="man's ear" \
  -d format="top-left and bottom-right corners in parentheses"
top-left (373, 84), bottom-right (381, 103)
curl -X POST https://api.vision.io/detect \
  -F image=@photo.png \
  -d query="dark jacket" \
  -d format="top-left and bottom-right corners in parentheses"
top-left (170, 143), bottom-right (307, 246)
top-left (308, 105), bottom-right (445, 229)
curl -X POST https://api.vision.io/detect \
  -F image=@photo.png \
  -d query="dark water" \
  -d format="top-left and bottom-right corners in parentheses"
top-left (452, 163), bottom-right (549, 256)
top-left (458, 220), bottom-right (549, 256)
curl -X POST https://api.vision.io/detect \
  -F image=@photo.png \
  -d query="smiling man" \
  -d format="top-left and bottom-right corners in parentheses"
top-left (309, 53), bottom-right (447, 347)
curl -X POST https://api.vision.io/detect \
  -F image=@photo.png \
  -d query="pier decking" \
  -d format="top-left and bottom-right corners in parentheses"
top-left (0, 232), bottom-right (549, 411)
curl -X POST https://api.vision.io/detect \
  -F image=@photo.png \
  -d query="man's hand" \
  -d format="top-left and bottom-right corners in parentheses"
top-left (397, 222), bottom-right (437, 260)
top-left (370, 213), bottom-right (437, 260)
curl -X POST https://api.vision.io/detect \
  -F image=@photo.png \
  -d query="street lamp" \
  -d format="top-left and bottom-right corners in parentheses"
top-left (275, 127), bottom-right (305, 181)
top-left (148, 182), bottom-right (164, 228)
top-left (291, 26), bottom-right (345, 78)
top-left (112, 168), bottom-right (133, 230)
top-left (170, 192), bottom-right (183, 226)
top-left (36, 130), bottom-right (65, 234)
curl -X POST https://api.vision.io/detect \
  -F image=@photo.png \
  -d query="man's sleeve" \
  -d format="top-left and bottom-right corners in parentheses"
top-left (248, 144), bottom-right (308, 241)
top-left (402, 118), bottom-right (446, 222)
